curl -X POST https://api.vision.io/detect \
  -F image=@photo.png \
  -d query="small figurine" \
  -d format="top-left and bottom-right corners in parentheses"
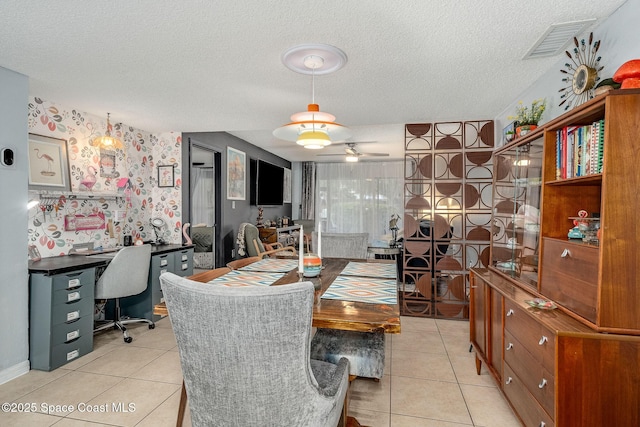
top-left (256, 206), bottom-right (264, 227)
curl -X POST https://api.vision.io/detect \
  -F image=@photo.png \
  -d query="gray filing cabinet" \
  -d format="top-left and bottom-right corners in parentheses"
top-left (121, 247), bottom-right (194, 321)
top-left (29, 268), bottom-right (95, 371)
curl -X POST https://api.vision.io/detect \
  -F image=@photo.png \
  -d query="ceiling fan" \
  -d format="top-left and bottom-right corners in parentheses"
top-left (316, 142), bottom-right (389, 162)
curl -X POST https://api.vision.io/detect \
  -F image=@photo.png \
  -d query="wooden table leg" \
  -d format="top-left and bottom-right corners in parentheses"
top-left (176, 380), bottom-right (187, 427)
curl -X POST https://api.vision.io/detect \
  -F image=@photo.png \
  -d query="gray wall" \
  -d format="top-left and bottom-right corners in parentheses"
top-left (182, 132), bottom-right (292, 267)
top-left (0, 67), bottom-right (29, 383)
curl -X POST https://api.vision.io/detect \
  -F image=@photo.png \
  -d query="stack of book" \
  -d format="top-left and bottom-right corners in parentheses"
top-left (555, 119), bottom-right (604, 179)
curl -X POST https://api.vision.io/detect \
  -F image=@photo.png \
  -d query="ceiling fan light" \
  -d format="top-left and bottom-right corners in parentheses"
top-left (345, 154), bottom-right (359, 162)
top-left (296, 130), bottom-right (331, 149)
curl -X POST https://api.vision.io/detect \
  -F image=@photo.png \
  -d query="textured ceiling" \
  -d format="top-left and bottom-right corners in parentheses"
top-left (0, 0), bottom-right (626, 162)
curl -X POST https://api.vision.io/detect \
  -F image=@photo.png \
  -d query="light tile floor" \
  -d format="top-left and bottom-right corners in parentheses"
top-left (0, 316), bottom-right (520, 426)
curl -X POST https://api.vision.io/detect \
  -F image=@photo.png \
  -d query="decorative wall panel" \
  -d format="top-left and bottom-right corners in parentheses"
top-left (402, 120), bottom-right (494, 319)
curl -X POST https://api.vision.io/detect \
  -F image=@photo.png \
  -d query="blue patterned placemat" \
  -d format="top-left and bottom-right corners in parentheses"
top-left (208, 270), bottom-right (284, 287)
top-left (339, 261), bottom-right (397, 279)
top-left (321, 275), bottom-right (397, 305)
top-left (238, 258), bottom-right (298, 273)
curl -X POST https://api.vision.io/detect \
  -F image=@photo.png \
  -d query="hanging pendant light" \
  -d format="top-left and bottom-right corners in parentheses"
top-left (273, 45), bottom-right (351, 149)
top-left (93, 113), bottom-right (124, 150)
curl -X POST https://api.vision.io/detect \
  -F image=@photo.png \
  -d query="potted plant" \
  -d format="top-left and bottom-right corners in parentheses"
top-left (510, 98), bottom-right (546, 137)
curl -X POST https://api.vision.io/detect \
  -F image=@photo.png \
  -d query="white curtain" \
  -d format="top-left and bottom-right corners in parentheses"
top-left (315, 161), bottom-right (404, 242)
top-left (191, 167), bottom-right (214, 225)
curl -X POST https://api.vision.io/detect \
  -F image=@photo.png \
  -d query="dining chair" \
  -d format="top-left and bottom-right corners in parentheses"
top-left (160, 272), bottom-right (350, 427)
top-left (93, 244), bottom-right (153, 343)
top-left (226, 256), bottom-right (261, 270)
top-left (311, 232), bottom-right (369, 259)
top-left (244, 223), bottom-right (297, 258)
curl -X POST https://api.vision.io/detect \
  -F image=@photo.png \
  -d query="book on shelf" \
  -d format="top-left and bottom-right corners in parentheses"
top-left (555, 119), bottom-right (604, 179)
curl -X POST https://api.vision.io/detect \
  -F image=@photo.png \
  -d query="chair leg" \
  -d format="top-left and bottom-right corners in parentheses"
top-left (176, 380), bottom-right (187, 427)
top-left (93, 298), bottom-right (155, 343)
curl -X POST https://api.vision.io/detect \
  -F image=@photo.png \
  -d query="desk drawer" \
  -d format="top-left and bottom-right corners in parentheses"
top-left (51, 297), bottom-right (93, 326)
top-left (51, 317), bottom-right (93, 346)
top-left (505, 330), bottom-right (555, 416)
top-left (503, 363), bottom-right (555, 427)
top-left (540, 238), bottom-right (598, 323)
top-left (505, 300), bottom-right (555, 372)
top-left (51, 269), bottom-right (95, 291)
top-left (52, 284), bottom-right (92, 306)
top-left (50, 333), bottom-right (92, 370)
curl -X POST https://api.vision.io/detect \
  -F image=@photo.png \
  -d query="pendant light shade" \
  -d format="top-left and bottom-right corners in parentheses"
top-left (273, 45), bottom-right (351, 148)
top-left (93, 113), bottom-right (124, 150)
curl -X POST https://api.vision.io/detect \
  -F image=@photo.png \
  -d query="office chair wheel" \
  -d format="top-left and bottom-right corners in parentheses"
top-left (124, 336), bottom-right (133, 343)
top-left (148, 323), bottom-right (155, 329)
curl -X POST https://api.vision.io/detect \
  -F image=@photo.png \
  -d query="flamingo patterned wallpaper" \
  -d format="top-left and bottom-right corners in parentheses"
top-left (27, 97), bottom-right (183, 258)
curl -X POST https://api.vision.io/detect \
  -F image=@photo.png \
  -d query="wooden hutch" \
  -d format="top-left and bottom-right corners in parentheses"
top-left (470, 90), bottom-right (640, 426)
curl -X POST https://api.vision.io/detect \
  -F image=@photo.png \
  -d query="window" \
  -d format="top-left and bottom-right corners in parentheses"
top-left (315, 161), bottom-right (403, 242)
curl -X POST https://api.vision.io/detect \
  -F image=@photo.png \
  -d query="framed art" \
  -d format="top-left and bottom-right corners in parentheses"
top-left (28, 133), bottom-right (71, 191)
top-left (283, 167), bottom-right (292, 203)
top-left (502, 121), bottom-right (517, 146)
top-left (226, 147), bottom-right (246, 200)
top-left (158, 164), bottom-right (175, 188)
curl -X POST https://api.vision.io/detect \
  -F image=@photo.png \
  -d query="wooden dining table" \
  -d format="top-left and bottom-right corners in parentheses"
top-left (155, 257), bottom-right (401, 427)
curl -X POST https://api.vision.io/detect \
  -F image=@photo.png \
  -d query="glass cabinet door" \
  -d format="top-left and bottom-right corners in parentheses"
top-left (491, 137), bottom-right (543, 289)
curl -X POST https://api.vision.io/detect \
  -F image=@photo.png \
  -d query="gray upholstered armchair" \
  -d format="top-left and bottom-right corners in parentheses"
top-left (160, 272), bottom-right (350, 427)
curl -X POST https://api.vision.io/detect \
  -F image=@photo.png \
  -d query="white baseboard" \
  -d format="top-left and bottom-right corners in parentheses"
top-left (0, 360), bottom-right (30, 385)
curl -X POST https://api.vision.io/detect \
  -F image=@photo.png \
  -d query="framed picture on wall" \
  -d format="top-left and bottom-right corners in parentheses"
top-left (158, 164), bottom-right (175, 188)
top-left (283, 167), bottom-right (292, 203)
top-left (28, 133), bottom-right (71, 191)
top-left (227, 147), bottom-right (246, 200)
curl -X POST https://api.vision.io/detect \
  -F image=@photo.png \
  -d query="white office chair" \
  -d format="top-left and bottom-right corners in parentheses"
top-left (94, 244), bottom-right (153, 343)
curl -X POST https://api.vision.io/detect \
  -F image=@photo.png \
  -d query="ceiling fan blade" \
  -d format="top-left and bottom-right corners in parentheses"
top-left (359, 153), bottom-right (389, 157)
top-left (345, 147), bottom-right (357, 155)
top-left (315, 153), bottom-right (345, 157)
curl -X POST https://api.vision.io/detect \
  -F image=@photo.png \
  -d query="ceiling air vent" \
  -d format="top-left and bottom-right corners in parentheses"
top-left (523, 19), bottom-right (596, 59)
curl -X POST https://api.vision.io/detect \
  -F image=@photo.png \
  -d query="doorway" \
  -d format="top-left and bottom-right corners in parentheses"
top-left (190, 143), bottom-right (218, 269)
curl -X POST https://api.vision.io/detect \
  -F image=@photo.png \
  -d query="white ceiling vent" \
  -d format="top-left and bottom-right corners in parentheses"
top-left (523, 19), bottom-right (596, 59)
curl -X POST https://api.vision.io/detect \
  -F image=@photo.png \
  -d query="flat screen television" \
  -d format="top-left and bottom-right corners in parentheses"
top-left (251, 159), bottom-right (284, 206)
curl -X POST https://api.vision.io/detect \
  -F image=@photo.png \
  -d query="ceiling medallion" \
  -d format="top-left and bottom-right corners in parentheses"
top-left (558, 32), bottom-right (603, 111)
top-left (273, 44), bottom-right (351, 149)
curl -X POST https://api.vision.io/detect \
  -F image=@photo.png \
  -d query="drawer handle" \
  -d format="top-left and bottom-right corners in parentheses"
top-left (505, 377), bottom-right (513, 385)
top-left (539, 423), bottom-right (546, 427)
top-left (506, 343), bottom-right (514, 351)
top-left (539, 336), bottom-right (548, 345)
top-left (538, 378), bottom-right (548, 389)
top-left (66, 349), bottom-right (80, 361)
top-left (67, 291), bottom-right (81, 303)
top-left (67, 278), bottom-right (81, 288)
top-left (506, 309), bottom-right (514, 317)
top-left (66, 310), bottom-right (80, 322)
top-left (160, 269), bottom-right (167, 275)
top-left (182, 263), bottom-right (188, 270)
top-left (560, 248), bottom-right (571, 258)
top-left (66, 329), bottom-right (80, 342)
top-left (181, 255), bottom-right (188, 261)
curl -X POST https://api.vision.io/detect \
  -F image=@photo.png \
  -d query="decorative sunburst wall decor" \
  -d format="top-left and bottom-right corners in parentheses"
top-left (559, 32), bottom-right (603, 111)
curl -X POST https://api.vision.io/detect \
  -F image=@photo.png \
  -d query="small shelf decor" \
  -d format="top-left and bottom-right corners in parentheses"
top-left (509, 98), bottom-right (546, 137)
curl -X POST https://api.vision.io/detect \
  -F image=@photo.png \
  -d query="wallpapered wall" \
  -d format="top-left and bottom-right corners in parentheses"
top-left (27, 97), bottom-right (182, 258)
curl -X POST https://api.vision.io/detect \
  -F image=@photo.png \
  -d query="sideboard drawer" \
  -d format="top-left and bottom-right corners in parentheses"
top-left (540, 238), bottom-right (598, 323)
top-left (503, 363), bottom-right (555, 427)
top-left (504, 300), bottom-right (555, 372)
top-left (505, 330), bottom-right (555, 416)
